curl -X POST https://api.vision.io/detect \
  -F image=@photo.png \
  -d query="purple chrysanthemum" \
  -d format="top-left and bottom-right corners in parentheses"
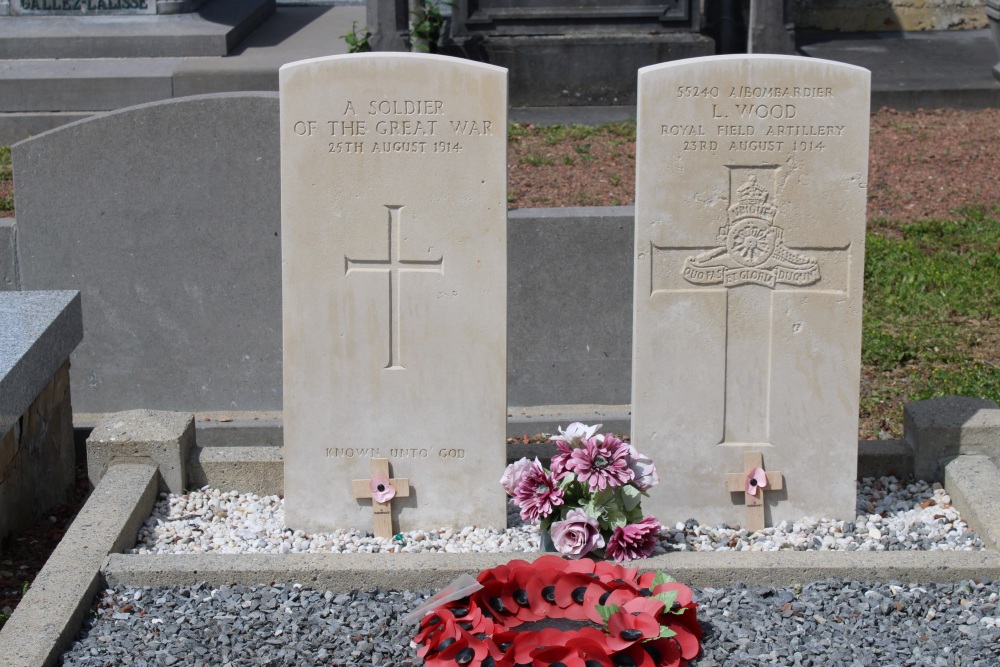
top-left (564, 434), bottom-right (634, 492)
top-left (512, 460), bottom-right (565, 521)
top-left (605, 516), bottom-right (662, 562)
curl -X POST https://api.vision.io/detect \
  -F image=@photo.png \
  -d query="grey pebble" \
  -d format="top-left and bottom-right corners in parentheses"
top-left (60, 579), bottom-right (1000, 666)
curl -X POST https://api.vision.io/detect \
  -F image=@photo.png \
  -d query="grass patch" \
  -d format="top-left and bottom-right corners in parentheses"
top-left (518, 154), bottom-right (554, 167)
top-left (509, 120), bottom-right (636, 146)
top-left (860, 206), bottom-right (1000, 437)
top-left (0, 146), bottom-right (12, 215)
top-left (0, 146), bottom-right (11, 181)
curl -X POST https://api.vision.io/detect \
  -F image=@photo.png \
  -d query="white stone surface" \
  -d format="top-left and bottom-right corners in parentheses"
top-left (130, 478), bottom-right (984, 555)
top-left (280, 53), bottom-right (508, 533)
top-left (632, 55), bottom-right (870, 526)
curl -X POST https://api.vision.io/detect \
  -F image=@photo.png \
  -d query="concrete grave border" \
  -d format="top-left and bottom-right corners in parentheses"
top-left (1, 396), bottom-right (999, 666)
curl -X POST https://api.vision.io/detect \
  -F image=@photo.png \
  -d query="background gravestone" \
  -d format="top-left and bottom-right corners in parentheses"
top-left (8, 92), bottom-right (632, 420)
top-left (13, 92), bottom-right (282, 414)
top-left (280, 53), bottom-right (508, 533)
top-left (632, 55), bottom-right (870, 526)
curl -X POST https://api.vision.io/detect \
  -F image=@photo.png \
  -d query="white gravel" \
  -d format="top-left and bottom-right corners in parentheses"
top-left (130, 476), bottom-right (983, 555)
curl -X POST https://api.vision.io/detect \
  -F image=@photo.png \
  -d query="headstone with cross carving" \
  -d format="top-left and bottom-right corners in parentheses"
top-left (280, 54), bottom-right (508, 533)
top-left (633, 55), bottom-right (869, 526)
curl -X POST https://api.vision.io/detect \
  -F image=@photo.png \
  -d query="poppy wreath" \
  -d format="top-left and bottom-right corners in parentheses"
top-left (413, 555), bottom-right (702, 667)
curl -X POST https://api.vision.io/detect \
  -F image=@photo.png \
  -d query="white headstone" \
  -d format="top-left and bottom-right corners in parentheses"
top-left (280, 54), bottom-right (508, 533)
top-left (633, 55), bottom-right (870, 526)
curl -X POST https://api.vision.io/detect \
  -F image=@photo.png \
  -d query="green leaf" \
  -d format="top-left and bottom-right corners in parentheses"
top-left (650, 572), bottom-right (676, 587)
top-left (604, 503), bottom-right (627, 528)
top-left (595, 604), bottom-right (620, 624)
top-left (657, 625), bottom-right (677, 639)
top-left (592, 488), bottom-right (615, 507)
top-left (620, 485), bottom-right (642, 512)
top-left (624, 505), bottom-right (645, 525)
top-left (652, 590), bottom-right (678, 609)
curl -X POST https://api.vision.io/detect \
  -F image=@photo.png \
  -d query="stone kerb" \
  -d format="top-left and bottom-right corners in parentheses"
top-left (906, 395), bottom-right (1000, 481)
top-left (87, 409), bottom-right (194, 493)
top-left (0, 463), bottom-right (159, 667)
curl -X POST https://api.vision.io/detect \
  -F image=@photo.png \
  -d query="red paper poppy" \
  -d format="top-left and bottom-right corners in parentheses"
top-left (413, 559), bottom-right (702, 667)
top-left (606, 609), bottom-right (662, 651)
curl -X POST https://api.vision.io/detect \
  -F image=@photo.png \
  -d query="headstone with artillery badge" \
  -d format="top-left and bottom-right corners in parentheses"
top-left (633, 55), bottom-right (870, 527)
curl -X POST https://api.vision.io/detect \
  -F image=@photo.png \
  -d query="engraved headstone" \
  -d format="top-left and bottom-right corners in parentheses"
top-left (280, 53), bottom-right (508, 533)
top-left (633, 55), bottom-right (870, 526)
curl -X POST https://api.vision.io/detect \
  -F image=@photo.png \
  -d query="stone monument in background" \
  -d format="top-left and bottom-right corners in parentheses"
top-left (280, 53), bottom-right (508, 534)
top-left (4, 0), bottom-right (206, 16)
top-left (368, 0), bottom-right (714, 106)
top-left (632, 55), bottom-right (870, 527)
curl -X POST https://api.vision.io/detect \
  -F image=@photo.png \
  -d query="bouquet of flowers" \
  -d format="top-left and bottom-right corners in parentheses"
top-left (501, 422), bottom-right (662, 561)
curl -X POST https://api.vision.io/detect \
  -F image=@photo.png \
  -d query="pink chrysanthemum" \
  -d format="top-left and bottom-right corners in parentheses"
top-left (564, 435), bottom-right (634, 492)
top-left (512, 460), bottom-right (565, 521)
top-left (549, 441), bottom-right (575, 477)
top-left (605, 517), bottom-right (661, 562)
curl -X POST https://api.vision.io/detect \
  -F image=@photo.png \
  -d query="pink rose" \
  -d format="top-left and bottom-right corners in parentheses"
top-left (500, 457), bottom-right (536, 497)
top-left (549, 509), bottom-right (605, 559)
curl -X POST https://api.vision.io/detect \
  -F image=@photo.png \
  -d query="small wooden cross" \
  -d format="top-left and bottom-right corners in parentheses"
top-left (725, 451), bottom-right (783, 531)
top-left (352, 458), bottom-right (410, 538)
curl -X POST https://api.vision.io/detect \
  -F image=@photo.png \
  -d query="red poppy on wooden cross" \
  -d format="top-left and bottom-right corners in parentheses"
top-left (725, 451), bottom-right (783, 531)
top-left (352, 458), bottom-right (410, 538)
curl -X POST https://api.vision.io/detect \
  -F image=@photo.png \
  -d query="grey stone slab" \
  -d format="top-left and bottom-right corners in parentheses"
top-left (945, 454), bottom-right (1000, 551)
top-left (13, 93), bottom-right (282, 414)
top-left (0, 463), bottom-right (158, 667)
top-left (103, 550), bottom-right (1000, 592)
top-left (0, 58), bottom-right (179, 112)
top-left (906, 395), bottom-right (1000, 481)
top-left (508, 207), bottom-right (632, 407)
top-left (0, 218), bottom-right (16, 289)
top-left (87, 409), bottom-right (194, 493)
top-left (508, 106), bottom-right (636, 125)
top-left (176, 433), bottom-right (915, 497)
top-left (0, 290), bottom-right (81, 439)
top-left (507, 404), bottom-right (632, 440)
top-left (0, 0), bottom-right (275, 58)
top-left (172, 5), bottom-right (365, 97)
top-left (188, 445), bottom-right (283, 495)
top-left (748, 0), bottom-right (795, 55)
top-left (799, 28), bottom-right (1000, 110)
top-left (0, 111), bottom-right (94, 145)
top-left (857, 439), bottom-right (914, 480)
